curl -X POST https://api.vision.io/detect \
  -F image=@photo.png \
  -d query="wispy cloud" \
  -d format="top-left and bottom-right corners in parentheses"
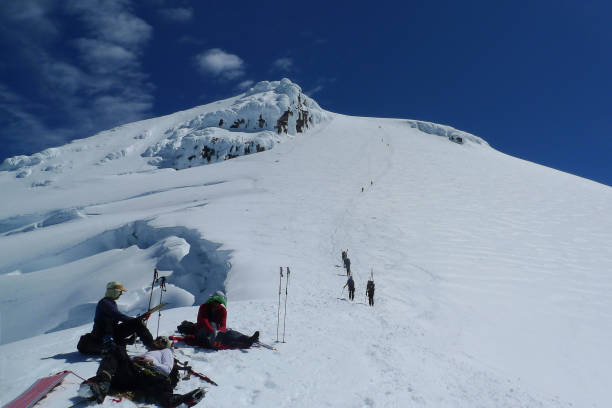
top-left (305, 85), bottom-right (324, 96)
top-left (195, 48), bottom-right (245, 80)
top-left (73, 38), bottom-right (138, 74)
top-left (305, 77), bottom-right (336, 97)
top-left (158, 7), bottom-right (194, 22)
top-left (0, 0), bottom-right (155, 160)
top-left (65, 0), bottom-right (152, 50)
top-left (272, 57), bottom-right (293, 72)
top-left (236, 80), bottom-right (255, 91)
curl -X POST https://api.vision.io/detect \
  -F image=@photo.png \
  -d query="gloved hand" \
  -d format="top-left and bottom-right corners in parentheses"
top-left (102, 335), bottom-right (115, 354)
top-left (208, 329), bottom-right (218, 344)
top-left (141, 312), bottom-right (151, 321)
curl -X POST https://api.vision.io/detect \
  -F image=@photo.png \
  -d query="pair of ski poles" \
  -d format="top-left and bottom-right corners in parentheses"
top-left (276, 266), bottom-right (290, 343)
top-left (147, 268), bottom-right (167, 337)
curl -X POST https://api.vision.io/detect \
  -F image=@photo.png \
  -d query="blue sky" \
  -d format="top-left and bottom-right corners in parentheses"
top-left (1, 0), bottom-right (610, 186)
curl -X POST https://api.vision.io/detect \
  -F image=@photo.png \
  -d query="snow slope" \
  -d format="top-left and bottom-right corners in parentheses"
top-left (1, 80), bottom-right (611, 407)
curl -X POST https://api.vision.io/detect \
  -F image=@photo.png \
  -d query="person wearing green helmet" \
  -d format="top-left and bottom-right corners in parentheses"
top-left (187, 290), bottom-right (259, 349)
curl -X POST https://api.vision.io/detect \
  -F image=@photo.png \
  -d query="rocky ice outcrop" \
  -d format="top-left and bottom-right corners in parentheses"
top-left (407, 120), bottom-right (489, 146)
top-left (143, 127), bottom-right (282, 170)
top-left (182, 78), bottom-right (327, 135)
top-left (143, 78), bottom-right (330, 170)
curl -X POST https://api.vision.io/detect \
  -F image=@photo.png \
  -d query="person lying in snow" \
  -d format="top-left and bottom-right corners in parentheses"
top-left (78, 281), bottom-right (155, 354)
top-left (177, 291), bottom-right (259, 349)
top-left (79, 336), bottom-right (205, 407)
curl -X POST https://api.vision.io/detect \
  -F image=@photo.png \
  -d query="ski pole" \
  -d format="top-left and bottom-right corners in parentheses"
top-left (176, 361), bottom-right (218, 386)
top-left (156, 276), bottom-right (167, 337)
top-left (146, 268), bottom-right (159, 327)
top-left (282, 267), bottom-right (290, 343)
top-left (190, 368), bottom-right (217, 386)
top-left (276, 267), bottom-right (283, 342)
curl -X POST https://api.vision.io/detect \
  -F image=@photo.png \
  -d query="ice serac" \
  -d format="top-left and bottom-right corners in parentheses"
top-left (143, 78), bottom-right (330, 170)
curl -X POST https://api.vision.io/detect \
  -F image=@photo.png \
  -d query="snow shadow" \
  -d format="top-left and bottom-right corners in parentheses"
top-left (41, 351), bottom-right (96, 364)
top-left (46, 303), bottom-right (97, 333)
top-left (0, 208), bottom-right (85, 236)
top-left (10, 219), bottom-right (231, 303)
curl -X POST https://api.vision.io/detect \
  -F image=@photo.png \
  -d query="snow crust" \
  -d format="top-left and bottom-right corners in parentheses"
top-left (1, 81), bottom-right (611, 408)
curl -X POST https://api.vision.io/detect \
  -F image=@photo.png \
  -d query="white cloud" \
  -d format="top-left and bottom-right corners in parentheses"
top-left (158, 7), bottom-right (194, 22)
top-left (65, 0), bottom-right (152, 50)
top-left (196, 48), bottom-right (245, 80)
top-left (0, 1), bottom-right (59, 38)
top-left (0, 0), bottom-right (156, 160)
top-left (236, 80), bottom-right (255, 91)
top-left (74, 39), bottom-right (137, 73)
top-left (272, 58), bottom-right (293, 72)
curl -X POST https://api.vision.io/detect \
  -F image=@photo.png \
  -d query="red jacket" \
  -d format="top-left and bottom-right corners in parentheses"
top-left (196, 301), bottom-right (227, 334)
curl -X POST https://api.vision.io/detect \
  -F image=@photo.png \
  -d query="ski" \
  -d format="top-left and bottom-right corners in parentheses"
top-left (137, 302), bottom-right (168, 319)
top-left (254, 341), bottom-right (277, 351)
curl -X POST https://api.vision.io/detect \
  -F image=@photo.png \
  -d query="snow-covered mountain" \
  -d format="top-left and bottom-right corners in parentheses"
top-left (0, 78), bottom-right (610, 407)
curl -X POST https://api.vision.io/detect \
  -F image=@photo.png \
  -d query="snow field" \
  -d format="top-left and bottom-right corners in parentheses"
top-left (0, 93), bottom-right (611, 407)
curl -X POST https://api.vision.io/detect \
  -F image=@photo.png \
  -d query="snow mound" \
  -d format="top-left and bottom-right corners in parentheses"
top-left (143, 128), bottom-right (281, 169)
top-left (407, 120), bottom-right (489, 146)
top-left (143, 78), bottom-right (330, 169)
top-left (0, 147), bottom-right (62, 171)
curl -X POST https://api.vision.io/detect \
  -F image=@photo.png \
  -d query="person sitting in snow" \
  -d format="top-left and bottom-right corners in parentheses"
top-left (79, 336), bottom-right (205, 407)
top-left (181, 291), bottom-right (259, 349)
top-left (79, 281), bottom-right (155, 354)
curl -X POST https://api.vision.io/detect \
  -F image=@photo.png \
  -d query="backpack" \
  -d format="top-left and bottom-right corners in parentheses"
top-left (177, 320), bottom-right (196, 335)
top-left (77, 332), bottom-right (104, 355)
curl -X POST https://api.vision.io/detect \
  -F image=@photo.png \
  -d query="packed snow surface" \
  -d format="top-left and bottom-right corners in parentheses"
top-left (0, 79), bottom-right (611, 407)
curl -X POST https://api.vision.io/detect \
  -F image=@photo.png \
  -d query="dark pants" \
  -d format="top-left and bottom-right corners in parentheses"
top-left (114, 318), bottom-right (154, 347)
top-left (348, 289), bottom-right (355, 301)
top-left (98, 346), bottom-right (175, 407)
top-left (195, 328), bottom-right (253, 349)
top-left (368, 295), bottom-right (374, 306)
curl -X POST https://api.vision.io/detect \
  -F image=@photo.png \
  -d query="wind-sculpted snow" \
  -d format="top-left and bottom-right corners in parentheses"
top-left (0, 208), bottom-right (85, 236)
top-left (0, 218), bottom-right (230, 343)
top-left (182, 78), bottom-right (327, 135)
top-left (407, 119), bottom-right (488, 146)
top-left (143, 128), bottom-right (282, 170)
top-left (143, 78), bottom-right (330, 170)
top-left (0, 147), bottom-right (62, 171)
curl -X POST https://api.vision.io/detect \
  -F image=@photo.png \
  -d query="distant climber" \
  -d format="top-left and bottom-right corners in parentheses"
top-left (78, 281), bottom-right (154, 354)
top-left (178, 291), bottom-right (259, 350)
top-left (341, 250), bottom-right (348, 264)
top-left (344, 257), bottom-right (351, 276)
top-left (344, 275), bottom-right (355, 301)
top-left (366, 279), bottom-right (375, 306)
top-left (78, 336), bottom-right (205, 407)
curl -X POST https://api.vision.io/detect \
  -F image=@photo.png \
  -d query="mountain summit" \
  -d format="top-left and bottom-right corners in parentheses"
top-left (1, 79), bottom-right (610, 407)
